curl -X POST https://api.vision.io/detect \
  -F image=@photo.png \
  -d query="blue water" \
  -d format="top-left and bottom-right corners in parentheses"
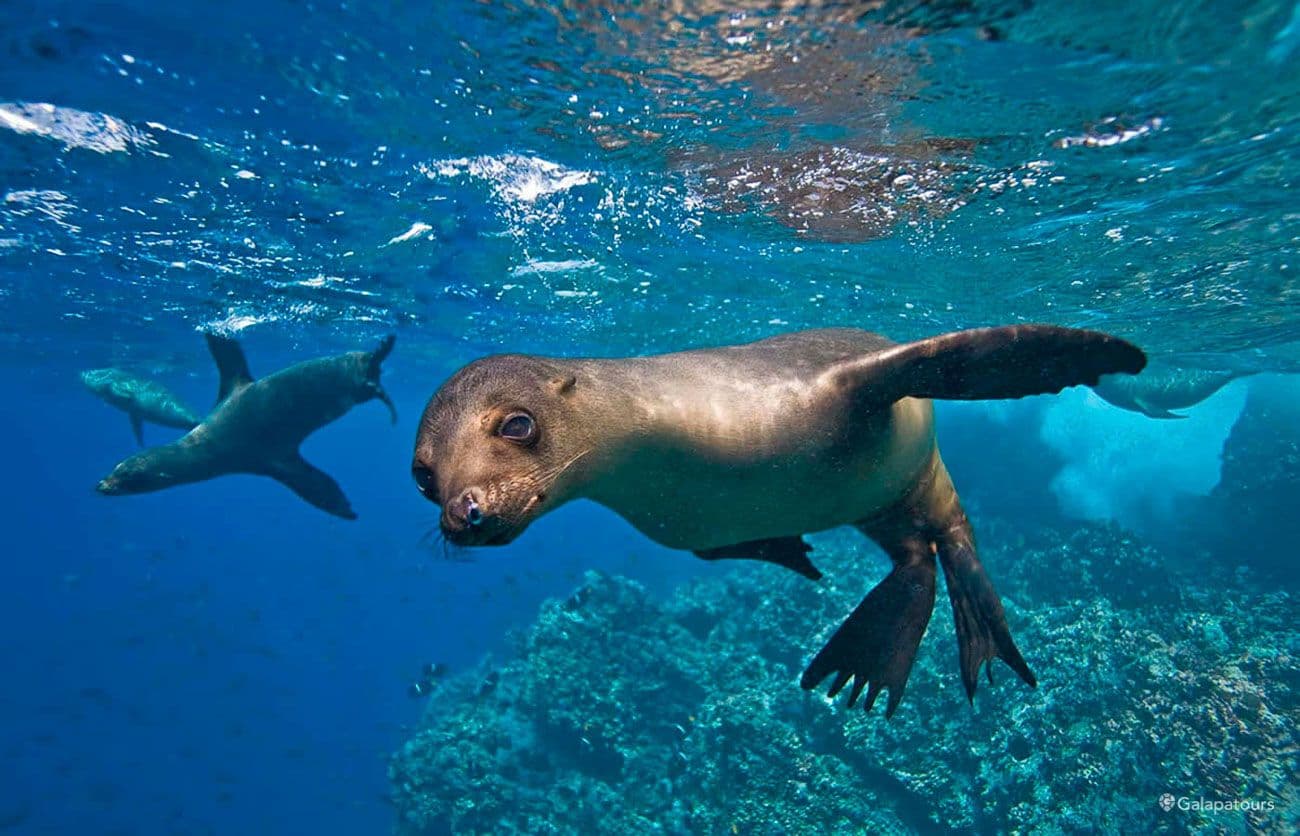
top-left (2, 1), bottom-right (1298, 833)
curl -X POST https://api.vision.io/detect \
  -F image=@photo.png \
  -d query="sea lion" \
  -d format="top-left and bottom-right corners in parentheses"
top-left (1092, 364), bottom-right (1248, 419)
top-left (97, 333), bottom-right (397, 519)
top-left (411, 324), bottom-right (1146, 715)
top-left (80, 368), bottom-right (203, 445)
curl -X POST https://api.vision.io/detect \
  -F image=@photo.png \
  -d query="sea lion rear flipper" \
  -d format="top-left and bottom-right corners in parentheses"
top-left (129, 411), bottom-right (145, 446)
top-left (367, 335), bottom-right (398, 424)
top-left (694, 536), bottom-right (821, 580)
top-left (937, 536), bottom-right (1036, 700)
top-left (265, 454), bottom-right (357, 520)
top-left (829, 325), bottom-right (1146, 404)
top-left (205, 334), bottom-right (254, 404)
top-left (800, 544), bottom-right (935, 717)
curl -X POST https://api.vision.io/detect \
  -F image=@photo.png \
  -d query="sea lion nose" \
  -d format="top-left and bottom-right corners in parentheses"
top-left (443, 490), bottom-right (484, 531)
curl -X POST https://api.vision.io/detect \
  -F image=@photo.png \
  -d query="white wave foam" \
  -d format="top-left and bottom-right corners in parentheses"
top-left (0, 102), bottom-right (152, 153)
top-left (420, 154), bottom-right (595, 205)
top-left (386, 221), bottom-right (433, 245)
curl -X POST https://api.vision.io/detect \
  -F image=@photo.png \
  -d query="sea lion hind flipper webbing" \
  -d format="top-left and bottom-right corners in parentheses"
top-left (367, 335), bottom-right (398, 424)
top-left (205, 333), bottom-right (254, 404)
top-left (694, 536), bottom-right (822, 580)
top-left (937, 535), bottom-right (1036, 701)
top-left (800, 545), bottom-right (936, 717)
top-left (827, 325), bottom-right (1146, 404)
top-left (264, 454), bottom-right (357, 520)
top-left (368, 334), bottom-right (396, 372)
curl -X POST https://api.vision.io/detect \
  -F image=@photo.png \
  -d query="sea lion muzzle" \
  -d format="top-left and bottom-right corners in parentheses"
top-left (464, 498), bottom-right (483, 526)
top-left (440, 489), bottom-right (505, 544)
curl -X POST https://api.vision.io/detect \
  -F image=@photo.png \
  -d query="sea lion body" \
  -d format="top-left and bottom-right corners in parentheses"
top-left (97, 334), bottom-right (396, 518)
top-left (201, 355), bottom-right (388, 455)
top-left (80, 368), bottom-right (202, 444)
top-left (558, 331), bottom-right (936, 550)
top-left (413, 325), bottom-right (1146, 715)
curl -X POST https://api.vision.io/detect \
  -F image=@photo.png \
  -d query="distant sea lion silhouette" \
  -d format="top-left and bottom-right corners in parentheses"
top-left (412, 325), bottom-right (1145, 716)
top-left (1092, 364), bottom-right (1249, 419)
top-left (97, 333), bottom-right (397, 519)
top-left (80, 368), bottom-right (203, 445)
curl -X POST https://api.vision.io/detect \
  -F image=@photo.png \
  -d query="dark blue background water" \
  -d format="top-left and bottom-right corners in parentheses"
top-left (3, 0), bottom-right (1299, 832)
top-left (2, 346), bottom-right (705, 833)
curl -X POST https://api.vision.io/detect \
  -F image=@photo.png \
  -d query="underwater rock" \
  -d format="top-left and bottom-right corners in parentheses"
top-left (390, 524), bottom-right (1298, 834)
top-left (1197, 378), bottom-right (1300, 580)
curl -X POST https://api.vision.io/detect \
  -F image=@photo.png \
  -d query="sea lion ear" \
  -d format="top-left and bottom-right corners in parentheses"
top-left (550, 374), bottom-right (577, 396)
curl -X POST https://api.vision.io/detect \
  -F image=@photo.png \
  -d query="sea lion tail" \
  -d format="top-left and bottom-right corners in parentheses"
top-left (369, 334), bottom-right (396, 371)
top-left (830, 324), bottom-right (1146, 404)
top-left (366, 335), bottom-right (397, 424)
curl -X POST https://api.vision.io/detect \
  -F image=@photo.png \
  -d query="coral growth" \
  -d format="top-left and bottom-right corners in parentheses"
top-left (391, 523), bottom-right (1298, 834)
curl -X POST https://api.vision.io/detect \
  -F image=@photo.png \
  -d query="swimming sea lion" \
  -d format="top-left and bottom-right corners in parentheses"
top-left (411, 325), bottom-right (1146, 715)
top-left (1092, 364), bottom-right (1248, 419)
top-left (97, 333), bottom-right (397, 519)
top-left (80, 368), bottom-right (203, 445)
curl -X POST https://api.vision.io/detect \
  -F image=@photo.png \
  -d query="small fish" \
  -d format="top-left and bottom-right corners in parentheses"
top-left (80, 367), bottom-right (202, 445)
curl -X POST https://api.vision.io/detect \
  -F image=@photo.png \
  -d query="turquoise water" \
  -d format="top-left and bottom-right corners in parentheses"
top-left (2, 1), bottom-right (1298, 833)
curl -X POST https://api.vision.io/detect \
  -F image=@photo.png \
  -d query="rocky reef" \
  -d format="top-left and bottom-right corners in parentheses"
top-left (1195, 377), bottom-right (1300, 581)
top-left (390, 521), bottom-right (1298, 834)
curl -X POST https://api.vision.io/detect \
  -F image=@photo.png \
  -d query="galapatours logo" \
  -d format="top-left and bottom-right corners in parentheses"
top-left (1159, 793), bottom-right (1276, 813)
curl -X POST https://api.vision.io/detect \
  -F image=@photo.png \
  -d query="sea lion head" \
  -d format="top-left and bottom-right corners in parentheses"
top-left (96, 447), bottom-right (180, 495)
top-left (412, 354), bottom-right (586, 547)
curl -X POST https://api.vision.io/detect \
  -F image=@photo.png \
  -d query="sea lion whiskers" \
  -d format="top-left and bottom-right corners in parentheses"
top-left (418, 522), bottom-right (472, 562)
top-left (511, 446), bottom-right (593, 516)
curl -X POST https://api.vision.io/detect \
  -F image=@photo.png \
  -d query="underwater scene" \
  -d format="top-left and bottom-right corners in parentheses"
top-left (2, 0), bottom-right (1299, 833)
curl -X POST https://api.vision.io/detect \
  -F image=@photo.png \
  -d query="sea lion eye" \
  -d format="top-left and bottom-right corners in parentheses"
top-left (499, 412), bottom-right (536, 443)
top-left (411, 464), bottom-right (439, 502)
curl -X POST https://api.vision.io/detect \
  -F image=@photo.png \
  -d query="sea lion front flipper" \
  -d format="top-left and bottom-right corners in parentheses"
top-left (829, 325), bottom-right (1146, 404)
top-left (205, 334), bottom-right (254, 404)
top-left (800, 537), bottom-right (936, 717)
top-left (129, 411), bottom-right (145, 446)
top-left (265, 454), bottom-right (357, 520)
top-left (694, 536), bottom-right (822, 580)
top-left (937, 530), bottom-right (1036, 701)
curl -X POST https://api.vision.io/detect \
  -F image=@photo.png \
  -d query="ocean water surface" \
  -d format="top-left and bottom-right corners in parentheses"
top-left (2, 1), bottom-right (1298, 833)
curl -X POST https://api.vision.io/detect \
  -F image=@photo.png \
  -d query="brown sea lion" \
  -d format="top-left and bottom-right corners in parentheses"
top-left (97, 333), bottom-right (396, 518)
top-left (411, 325), bottom-right (1145, 715)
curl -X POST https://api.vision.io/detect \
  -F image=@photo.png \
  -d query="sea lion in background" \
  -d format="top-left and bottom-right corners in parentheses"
top-left (97, 333), bottom-right (397, 519)
top-left (1092, 364), bottom-right (1251, 419)
top-left (412, 325), bottom-right (1146, 716)
top-left (80, 368), bottom-right (203, 445)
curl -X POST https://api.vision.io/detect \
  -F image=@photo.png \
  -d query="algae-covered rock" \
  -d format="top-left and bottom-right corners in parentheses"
top-left (390, 523), bottom-right (1299, 835)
